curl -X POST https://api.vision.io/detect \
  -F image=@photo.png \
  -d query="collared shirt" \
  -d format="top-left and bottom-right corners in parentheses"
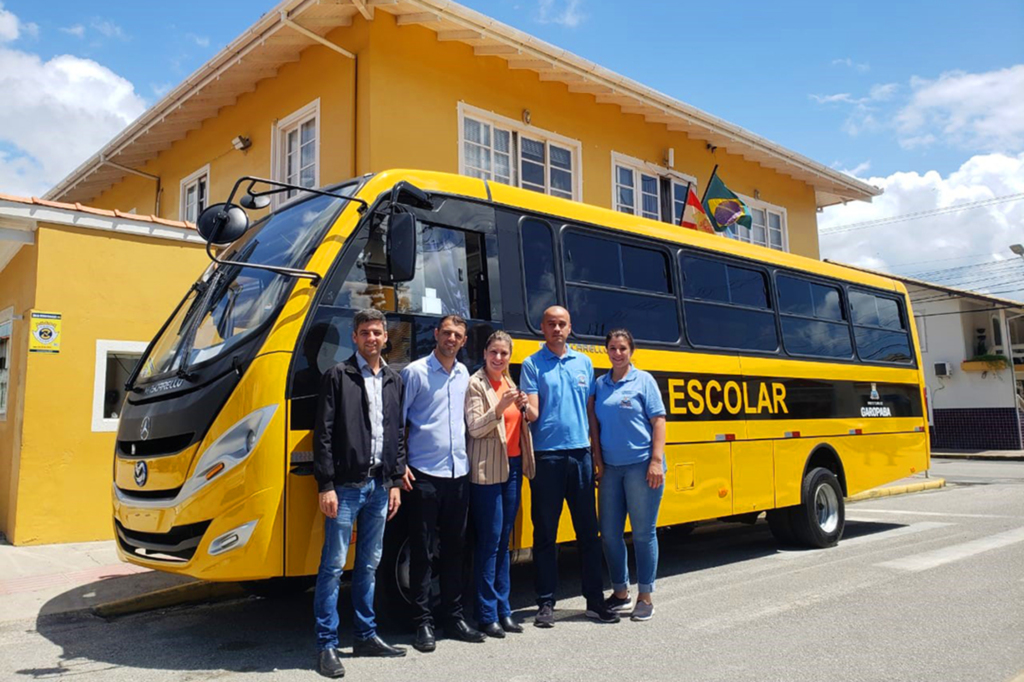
top-left (520, 344), bottom-right (594, 451)
top-left (593, 366), bottom-right (666, 466)
top-left (401, 352), bottom-right (470, 477)
top-left (356, 352), bottom-right (386, 468)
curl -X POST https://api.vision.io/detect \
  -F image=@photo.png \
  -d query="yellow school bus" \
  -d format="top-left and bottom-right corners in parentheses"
top-left (112, 169), bottom-right (928, 607)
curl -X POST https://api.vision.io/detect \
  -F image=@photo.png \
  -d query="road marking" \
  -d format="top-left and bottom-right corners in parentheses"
top-left (876, 526), bottom-right (1024, 572)
top-left (771, 521), bottom-right (952, 560)
top-left (850, 508), bottom-right (1016, 519)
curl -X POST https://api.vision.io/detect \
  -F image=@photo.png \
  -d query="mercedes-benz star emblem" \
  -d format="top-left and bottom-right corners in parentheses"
top-left (134, 460), bottom-right (148, 487)
top-left (140, 416), bottom-right (151, 441)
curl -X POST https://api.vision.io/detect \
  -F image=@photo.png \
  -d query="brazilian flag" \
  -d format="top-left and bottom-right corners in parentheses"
top-left (702, 170), bottom-right (752, 233)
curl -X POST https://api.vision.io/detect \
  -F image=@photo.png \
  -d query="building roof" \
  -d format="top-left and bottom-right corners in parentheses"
top-left (0, 192), bottom-right (196, 231)
top-left (826, 259), bottom-right (1024, 310)
top-left (44, 0), bottom-right (881, 210)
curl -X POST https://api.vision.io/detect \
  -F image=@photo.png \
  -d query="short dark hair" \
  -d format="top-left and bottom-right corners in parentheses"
top-left (437, 314), bottom-right (468, 332)
top-left (354, 308), bottom-right (387, 331)
top-left (605, 327), bottom-right (634, 352)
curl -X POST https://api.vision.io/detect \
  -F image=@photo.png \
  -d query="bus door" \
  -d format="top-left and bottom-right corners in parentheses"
top-left (283, 199), bottom-right (502, 576)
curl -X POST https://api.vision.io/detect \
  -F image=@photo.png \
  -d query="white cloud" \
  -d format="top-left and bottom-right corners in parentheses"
top-left (0, 12), bottom-right (146, 198)
top-left (811, 93), bottom-right (861, 105)
top-left (0, 1), bottom-right (34, 42)
top-left (895, 65), bottom-right (1024, 153)
top-left (151, 82), bottom-right (172, 98)
top-left (832, 57), bottom-right (870, 73)
top-left (90, 18), bottom-right (126, 40)
top-left (186, 33), bottom-right (210, 48)
top-left (819, 153), bottom-right (1024, 299)
top-left (60, 24), bottom-right (85, 38)
top-left (537, 0), bottom-right (584, 28)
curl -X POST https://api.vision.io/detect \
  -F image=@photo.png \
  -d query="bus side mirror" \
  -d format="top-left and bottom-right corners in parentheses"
top-left (196, 203), bottom-right (250, 246)
top-left (388, 212), bottom-right (417, 283)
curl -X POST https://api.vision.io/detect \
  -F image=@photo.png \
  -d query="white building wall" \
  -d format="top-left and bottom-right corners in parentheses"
top-left (913, 296), bottom-right (1016, 412)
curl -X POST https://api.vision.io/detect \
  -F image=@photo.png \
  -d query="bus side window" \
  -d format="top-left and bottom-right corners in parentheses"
top-left (680, 253), bottom-right (778, 352)
top-left (777, 274), bottom-right (854, 359)
top-left (520, 218), bottom-right (558, 331)
top-left (848, 290), bottom-right (913, 364)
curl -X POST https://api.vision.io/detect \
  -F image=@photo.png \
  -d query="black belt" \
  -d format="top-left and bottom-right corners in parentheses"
top-left (366, 464), bottom-right (383, 479)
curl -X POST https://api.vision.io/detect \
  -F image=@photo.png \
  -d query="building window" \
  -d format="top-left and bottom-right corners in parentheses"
top-left (458, 103), bottom-right (581, 201)
top-left (611, 153), bottom-right (695, 225)
top-left (273, 99), bottom-right (320, 203)
top-left (0, 314), bottom-right (11, 419)
top-left (92, 340), bottom-right (148, 432)
top-left (179, 165), bottom-right (210, 223)
top-left (726, 197), bottom-right (787, 251)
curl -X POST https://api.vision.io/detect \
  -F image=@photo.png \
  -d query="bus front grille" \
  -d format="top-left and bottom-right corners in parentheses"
top-left (115, 519), bottom-right (211, 563)
top-left (117, 433), bottom-right (195, 458)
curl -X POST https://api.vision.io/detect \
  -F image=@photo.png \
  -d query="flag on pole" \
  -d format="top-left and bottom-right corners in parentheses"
top-left (680, 183), bottom-right (715, 233)
top-left (702, 169), bottom-right (752, 233)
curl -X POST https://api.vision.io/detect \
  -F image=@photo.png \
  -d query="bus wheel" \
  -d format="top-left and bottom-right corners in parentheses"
top-left (791, 467), bottom-right (845, 548)
top-left (766, 508), bottom-right (798, 545)
top-left (241, 576), bottom-right (315, 599)
top-left (378, 522), bottom-right (415, 627)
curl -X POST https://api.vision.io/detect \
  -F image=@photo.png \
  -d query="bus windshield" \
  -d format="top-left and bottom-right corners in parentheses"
top-left (137, 187), bottom-right (356, 383)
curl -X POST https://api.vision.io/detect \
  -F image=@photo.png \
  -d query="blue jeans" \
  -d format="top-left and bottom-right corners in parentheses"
top-left (313, 477), bottom-right (388, 651)
top-left (530, 448), bottom-right (604, 609)
top-left (599, 458), bottom-right (664, 594)
top-left (471, 456), bottom-right (523, 624)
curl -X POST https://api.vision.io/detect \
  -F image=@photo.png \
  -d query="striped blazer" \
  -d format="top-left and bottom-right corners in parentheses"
top-left (465, 368), bottom-right (536, 484)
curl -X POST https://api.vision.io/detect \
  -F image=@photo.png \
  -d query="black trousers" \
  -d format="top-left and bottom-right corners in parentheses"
top-left (406, 467), bottom-right (470, 626)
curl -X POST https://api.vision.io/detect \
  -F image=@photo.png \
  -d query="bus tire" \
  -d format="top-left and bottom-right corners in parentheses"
top-left (240, 576), bottom-right (315, 599)
top-left (790, 467), bottom-right (845, 548)
top-left (378, 519), bottom-right (415, 627)
top-left (766, 508), bottom-right (798, 545)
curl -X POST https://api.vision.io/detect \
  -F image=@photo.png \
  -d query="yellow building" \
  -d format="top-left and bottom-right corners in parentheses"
top-left (2, 0), bottom-right (878, 544)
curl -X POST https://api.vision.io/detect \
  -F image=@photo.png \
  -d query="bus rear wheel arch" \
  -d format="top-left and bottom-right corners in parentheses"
top-left (767, 446), bottom-right (847, 549)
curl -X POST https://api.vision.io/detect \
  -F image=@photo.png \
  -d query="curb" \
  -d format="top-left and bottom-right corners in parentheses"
top-left (932, 452), bottom-right (1024, 462)
top-left (847, 478), bottom-right (946, 502)
top-left (92, 580), bottom-right (246, 618)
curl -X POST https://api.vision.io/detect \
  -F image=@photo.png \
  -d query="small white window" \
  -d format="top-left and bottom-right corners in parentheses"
top-left (92, 340), bottom-right (148, 432)
top-left (180, 165), bottom-right (210, 223)
top-left (611, 152), bottom-right (696, 224)
top-left (916, 315), bottom-right (928, 353)
top-left (726, 196), bottom-right (788, 251)
top-left (0, 311), bottom-right (11, 420)
top-left (458, 103), bottom-right (581, 201)
top-left (272, 99), bottom-right (320, 204)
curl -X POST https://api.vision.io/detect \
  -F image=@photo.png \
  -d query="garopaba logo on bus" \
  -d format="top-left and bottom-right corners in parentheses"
top-left (861, 382), bottom-right (892, 418)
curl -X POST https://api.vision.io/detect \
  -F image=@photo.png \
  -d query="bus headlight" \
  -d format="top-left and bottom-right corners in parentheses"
top-left (180, 405), bottom-right (277, 500)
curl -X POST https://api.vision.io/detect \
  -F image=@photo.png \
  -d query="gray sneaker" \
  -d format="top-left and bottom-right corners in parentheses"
top-left (534, 604), bottom-right (555, 628)
top-left (630, 600), bottom-right (654, 621)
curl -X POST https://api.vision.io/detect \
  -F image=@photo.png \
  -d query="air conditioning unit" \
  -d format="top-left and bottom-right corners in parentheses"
top-left (934, 362), bottom-right (953, 377)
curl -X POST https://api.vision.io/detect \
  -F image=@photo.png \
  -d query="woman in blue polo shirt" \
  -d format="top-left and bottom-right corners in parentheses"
top-left (588, 328), bottom-right (667, 622)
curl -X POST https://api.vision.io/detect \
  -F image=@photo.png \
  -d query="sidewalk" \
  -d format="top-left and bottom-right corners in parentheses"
top-left (0, 538), bottom-right (194, 624)
top-left (932, 449), bottom-right (1024, 462)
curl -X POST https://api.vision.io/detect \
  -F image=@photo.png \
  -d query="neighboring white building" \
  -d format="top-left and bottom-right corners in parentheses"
top-left (900, 277), bottom-right (1021, 451)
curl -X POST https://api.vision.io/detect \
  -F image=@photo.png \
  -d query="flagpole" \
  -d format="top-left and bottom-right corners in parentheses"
top-left (700, 164), bottom-right (719, 205)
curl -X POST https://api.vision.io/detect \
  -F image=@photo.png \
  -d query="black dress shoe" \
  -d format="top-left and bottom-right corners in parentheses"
top-left (479, 622), bottom-right (505, 639)
top-left (413, 624), bottom-right (436, 653)
top-left (353, 634), bottom-right (407, 658)
top-left (317, 649), bottom-right (345, 678)
top-left (499, 616), bottom-right (523, 633)
top-left (448, 618), bottom-right (486, 643)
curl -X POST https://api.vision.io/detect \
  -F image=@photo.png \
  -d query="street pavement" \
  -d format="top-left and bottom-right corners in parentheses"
top-left (0, 457), bottom-right (1021, 681)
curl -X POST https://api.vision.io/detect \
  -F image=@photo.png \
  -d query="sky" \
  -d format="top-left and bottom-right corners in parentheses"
top-left (1, 0), bottom-right (1023, 297)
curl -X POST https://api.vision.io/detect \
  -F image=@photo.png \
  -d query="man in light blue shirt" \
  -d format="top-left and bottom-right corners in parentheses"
top-left (520, 306), bottom-right (618, 627)
top-left (400, 315), bottom-right (485, 651)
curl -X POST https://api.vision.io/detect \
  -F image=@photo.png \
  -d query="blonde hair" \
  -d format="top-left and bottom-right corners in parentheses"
top-left (485, 330), bottom-right (513, 352)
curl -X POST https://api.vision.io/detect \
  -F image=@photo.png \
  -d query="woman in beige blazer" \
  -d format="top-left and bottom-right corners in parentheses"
top-left (465, 330), bottom-right (535, 639)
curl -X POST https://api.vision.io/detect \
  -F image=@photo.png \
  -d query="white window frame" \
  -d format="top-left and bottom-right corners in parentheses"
top-left (91, 340), bottom-right (149, 432)
top-left (457, 102), bottom-right (583, 201)
top-left (179, 164), bottom-right (210, 223)
top-left (610, 152), bottom-right (697, 224)
top-left (726, 193), bottom-right (789, 252)
top-left (0, 306), bottom-right (12, 421)
top-left (271, 98), bottom-right (321, 208)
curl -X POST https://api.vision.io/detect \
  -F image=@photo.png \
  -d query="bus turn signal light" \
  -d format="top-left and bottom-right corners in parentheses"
top-left (718, 488), bottom-right (728, 498)
top-left (205, 462), bottom-right (226, 480)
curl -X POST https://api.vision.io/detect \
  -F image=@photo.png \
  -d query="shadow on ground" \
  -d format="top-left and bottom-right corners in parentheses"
top-left (24, 518), bottom-right (904, 677)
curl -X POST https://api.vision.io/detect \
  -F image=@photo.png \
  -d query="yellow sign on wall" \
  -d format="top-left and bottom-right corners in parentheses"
top-left (28, 311), bottom-right (62, 353)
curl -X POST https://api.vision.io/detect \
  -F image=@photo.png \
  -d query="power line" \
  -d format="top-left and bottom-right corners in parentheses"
top-left (903, 258), bottom-right (1020, 280)
top-left (819, 192), bottom-right (1024, 235)
top-left (886, 251), bottom-right (1000, 269)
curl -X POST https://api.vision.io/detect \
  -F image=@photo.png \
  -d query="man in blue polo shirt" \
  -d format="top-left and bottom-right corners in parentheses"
top-left (520, 306), bottom-right (619, 627)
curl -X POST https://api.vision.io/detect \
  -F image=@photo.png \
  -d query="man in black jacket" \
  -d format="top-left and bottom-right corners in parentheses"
top-left (313, 308), bottom-right (408, 678)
